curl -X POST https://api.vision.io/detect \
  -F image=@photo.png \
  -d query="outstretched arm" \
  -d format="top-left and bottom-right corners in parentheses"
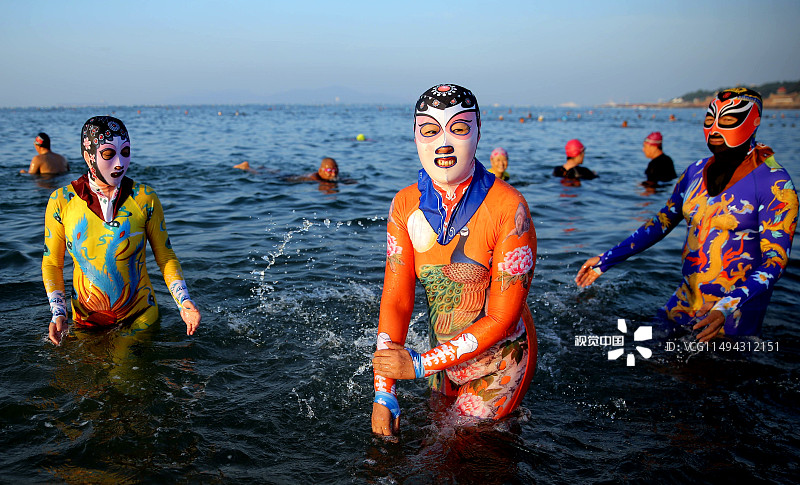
top-left (575, 170), bottom-right (689, 287)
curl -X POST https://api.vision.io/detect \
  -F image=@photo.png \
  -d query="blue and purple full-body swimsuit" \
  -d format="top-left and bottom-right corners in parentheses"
top-left (596, 144), bottom-right (797, 335)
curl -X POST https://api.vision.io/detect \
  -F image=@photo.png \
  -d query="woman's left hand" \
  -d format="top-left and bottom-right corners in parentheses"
top-left (691, 302), bottom-right (724, 342)
top-left (180, 301), bottom-right (201, 336)
top-left (373, 341), bottom-right (416, 379)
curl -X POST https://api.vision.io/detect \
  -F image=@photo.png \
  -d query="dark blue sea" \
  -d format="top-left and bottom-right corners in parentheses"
top-left (1, 104), bottom-right (798, 483)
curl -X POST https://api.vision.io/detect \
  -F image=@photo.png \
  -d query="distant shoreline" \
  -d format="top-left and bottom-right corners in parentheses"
top-left (608, 82), bottom-right (800, 110)
top-left (603, 102), bottom-right (800, 110)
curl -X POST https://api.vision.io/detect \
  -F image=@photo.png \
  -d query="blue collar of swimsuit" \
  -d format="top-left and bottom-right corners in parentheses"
top-left (418, 159), bottom-right (495, 246)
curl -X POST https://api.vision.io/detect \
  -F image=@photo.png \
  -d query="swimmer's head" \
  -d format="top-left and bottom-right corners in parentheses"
top-left (704, 88), bottom-right (762, 153)
top-left (644, 132), bottom-right (662, 147)
top-left (565, 139), bottom-right (585, 161)
top-left (81, 116), bottom-right (130, 187)
top-left (643, 132), bottom-right (663, 159)
top-left (318, 157), bottom-right (339, 181)
top-left (34, 132), bottom-right (51, 150)
top-left (490, 147), bottom-right (508, 173)
top-left (414, 83), bottom-right (480, 186)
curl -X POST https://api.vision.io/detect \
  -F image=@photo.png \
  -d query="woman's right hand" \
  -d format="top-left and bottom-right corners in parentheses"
top-left (575, 256), bottom-right (602, 288)
top-left (372, 402), bottom-right (400, 436)
top-left (49, 316), bottom-right (68, 345)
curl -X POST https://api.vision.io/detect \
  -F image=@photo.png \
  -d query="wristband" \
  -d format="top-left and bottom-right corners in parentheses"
top-left (406, 348), bottom-right (425, 379)
top-left (180, 299), bottom-right (197, 311)
top-left (47, 290), bottom-right (67, 323)
top-left (169, 280), bottom-right (191, 309)
top-left (711, 296), bottom-right (736, 318)
top-left (374, 391), bottom-right (400, 419)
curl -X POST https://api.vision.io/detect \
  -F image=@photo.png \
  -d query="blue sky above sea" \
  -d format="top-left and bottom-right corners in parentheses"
top-left (1, 0), bottom-right (798, 108)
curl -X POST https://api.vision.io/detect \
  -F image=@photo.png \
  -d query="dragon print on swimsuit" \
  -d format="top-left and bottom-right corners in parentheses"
top-left (595, 144), bottom-right (797, 336)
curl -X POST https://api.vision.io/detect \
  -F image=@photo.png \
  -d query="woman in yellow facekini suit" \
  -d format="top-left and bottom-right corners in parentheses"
top-left (42, 116), bottom-right (200, 345)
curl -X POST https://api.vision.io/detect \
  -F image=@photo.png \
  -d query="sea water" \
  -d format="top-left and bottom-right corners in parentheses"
top-left (0, 105), bottom-right (798, 483)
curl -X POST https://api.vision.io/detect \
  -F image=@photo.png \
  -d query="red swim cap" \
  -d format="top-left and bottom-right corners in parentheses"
top-left (565, 139), bottom-right (585, 158)
top-left (644, 132), bottom-right (663, 145)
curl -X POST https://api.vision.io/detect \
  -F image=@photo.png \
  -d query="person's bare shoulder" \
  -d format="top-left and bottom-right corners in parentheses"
top-left (56, 153), bottom-right (69, 171)
top-left (38, 152), bottom-right (69, 174)
top-left (26, 154), bottom-right (44, 174)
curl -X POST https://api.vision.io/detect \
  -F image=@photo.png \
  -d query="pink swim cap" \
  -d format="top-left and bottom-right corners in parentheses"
top-left (644, 132), bottom-right (663, 145)
top-left (491, 147), bottom-right (507, 159)
top-left (565, 139), bottom-right (585, 158)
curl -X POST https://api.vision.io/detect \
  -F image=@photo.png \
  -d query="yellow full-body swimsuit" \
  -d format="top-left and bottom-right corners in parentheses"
top-left (42, 175), bottom-right (191, 329)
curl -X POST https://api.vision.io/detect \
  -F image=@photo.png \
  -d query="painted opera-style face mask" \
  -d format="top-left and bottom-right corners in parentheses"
top-left (82, 116), bottom-right (131, 186)
top-left (414, 84), bottom-right (480, 186)
top-left (703, 88), bottom-right (762, 152)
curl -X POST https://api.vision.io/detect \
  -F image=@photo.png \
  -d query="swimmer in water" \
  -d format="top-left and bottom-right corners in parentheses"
top-left (553, 139), bottom-right (597, 181)
top-left (285, 157), bottom-right (340, 182)
top-left (641, 131), bottom-right (677, 187)
top-left (576, 88), bottom-right (797, 341)
top-left (311, 157), bottom-right (339, 182)
top-left (21, 133), bottom-right (69, 175)
top-left (42, 116), bottom-right (201, 345)
top-left (371, 84), bottom-right (538, 436)
top-left (286, 157), bottom-right (358, 193)
top-left (488, 147), bottom-right (510, 181)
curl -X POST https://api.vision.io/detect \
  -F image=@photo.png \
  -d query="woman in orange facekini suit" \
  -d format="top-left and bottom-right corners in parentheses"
top-left (371, 84), bottom-right (538, 436)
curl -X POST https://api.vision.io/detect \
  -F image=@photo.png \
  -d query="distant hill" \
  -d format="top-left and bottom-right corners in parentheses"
top-left (606, 80), bottom-right (800, 109)
top-left (679, 80), bottom-right (800, 101)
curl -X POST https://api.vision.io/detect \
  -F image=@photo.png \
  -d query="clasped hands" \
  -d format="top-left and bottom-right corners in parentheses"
top-left (372, 341), bottom-right (416, 379)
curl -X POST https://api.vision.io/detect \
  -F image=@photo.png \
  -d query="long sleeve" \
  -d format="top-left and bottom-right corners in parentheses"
top-left (373, 196), bottom-right (417, 409)
top-left (42, 188), bottom-right (68, 322)
top-left (596, 170), bottom-right (688, 272)
top-left (712, 168), bottom-right (798, 317)
top-left (143, 187), bottom-right (192, 309)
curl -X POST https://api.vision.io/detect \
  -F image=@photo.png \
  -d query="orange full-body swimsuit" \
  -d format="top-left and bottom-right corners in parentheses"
top-left (374, 161), bottom-right (537, 419)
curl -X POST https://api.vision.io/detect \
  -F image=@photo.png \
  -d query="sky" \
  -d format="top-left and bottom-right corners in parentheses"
top-left (1, 0), bottom-right (799, 107)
